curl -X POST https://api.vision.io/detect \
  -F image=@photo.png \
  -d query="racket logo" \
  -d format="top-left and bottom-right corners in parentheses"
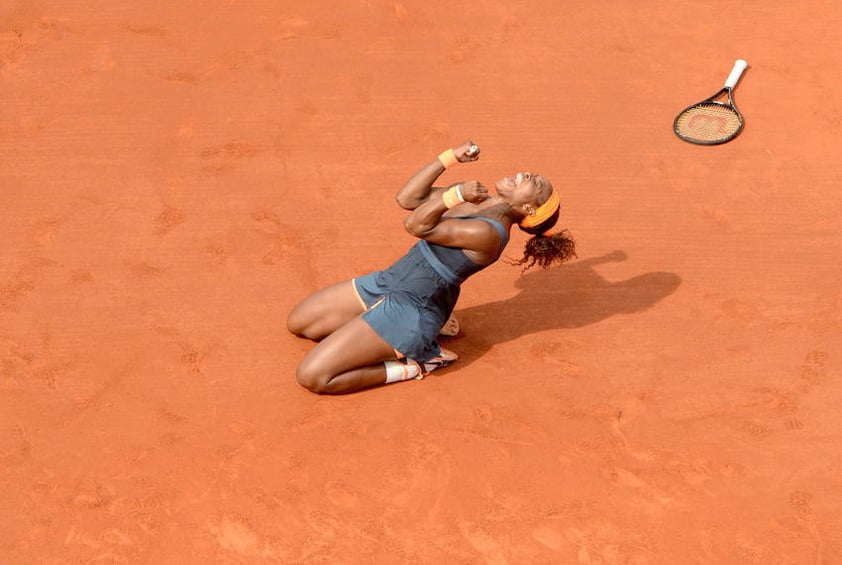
top-left (687, 113), bottom-right (728, 135)
top-left (674, 59), bottom-right (748, 145)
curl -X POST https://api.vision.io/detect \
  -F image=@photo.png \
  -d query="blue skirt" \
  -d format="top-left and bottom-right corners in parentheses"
top-left (353, 244), bottom-right (460, 362)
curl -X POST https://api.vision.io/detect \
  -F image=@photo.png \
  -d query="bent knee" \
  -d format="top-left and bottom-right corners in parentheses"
top-left (286, 310), bottom-right (327, 341)
top-left (286, 308), bottom-right (308, 337)
top-left (295, 361), bottom-right (330, 394)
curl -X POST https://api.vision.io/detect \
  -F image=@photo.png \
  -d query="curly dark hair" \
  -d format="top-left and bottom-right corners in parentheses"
top-left (508, 208), bottom-right (577, 271)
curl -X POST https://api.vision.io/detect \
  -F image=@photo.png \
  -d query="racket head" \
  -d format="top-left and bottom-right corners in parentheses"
top-left (673, 88), bottom-right (744, 145)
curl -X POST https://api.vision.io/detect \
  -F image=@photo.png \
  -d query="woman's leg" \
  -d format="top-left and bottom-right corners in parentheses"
top-left (295, 315), bottom-right (402, 394)
top-left (287, 280), bottom-right (366, 341)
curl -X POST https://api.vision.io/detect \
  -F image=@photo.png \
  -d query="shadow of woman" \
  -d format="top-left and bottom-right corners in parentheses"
top-left (444, 250), bottom-right (682, 369)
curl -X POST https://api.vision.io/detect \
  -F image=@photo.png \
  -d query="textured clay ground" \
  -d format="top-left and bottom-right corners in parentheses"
top-left (2, 1), bottom-right (841, 563)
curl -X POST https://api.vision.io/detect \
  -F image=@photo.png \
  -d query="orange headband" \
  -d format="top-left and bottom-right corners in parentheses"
top-left (519, 190), bottom-right (560, 230)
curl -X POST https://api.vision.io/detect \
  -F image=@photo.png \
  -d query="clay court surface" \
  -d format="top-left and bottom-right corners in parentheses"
top-left (2, 1), bottom-right (841, 563)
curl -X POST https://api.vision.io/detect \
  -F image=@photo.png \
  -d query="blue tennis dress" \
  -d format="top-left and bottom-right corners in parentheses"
top-left (353, 216), bottom-right (509, 362)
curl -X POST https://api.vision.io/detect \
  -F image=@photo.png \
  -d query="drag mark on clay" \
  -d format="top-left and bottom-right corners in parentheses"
top-left (787, 491), bottom-right (824, 559)
top-left (68, 269), bottom-right (95, 285)
top-left (0, 277), bottom-right (36, 311)
top-left (324, 481), bottom-right (358, 509)
top-left (565, 527), bottom-right (650, 565)
top-left (207, 514), bottom-right (287, 561)
top-left (163, 71), bottom-right (199, 85)
top-left (0, 335), bottom-right (72, 390)
top-left (123, 24), bottom-right (168, 38)
top-left (0, 258), bottom-right (54, 312)
top-left (129, 261), bottom-right (163, 278)
top-left (528, 339), bottom-right (584, 377)
top-left (200, 141), bottom-right (257, 160)
top-left (33, 362), bottom-right (73, 389)
top-left (789, 491), bottom-right (813, 517)
top-left (199, 141), bottom-right (259, 175)
top-left (109, 491), bottom-right (170, 534)
top-left (2, 21), bottom-right (68, 69)
top-left (153, 206), bottom-right (184, 235)
top-left (0, 30), bottom-right (26, 68)
top-left (0, 425), bottom-right (31, 464)
top-left (785, 418), bottom-right (804, 430)
top-left (31, 217), bottom-right (63, 246)
top-left (458, 522), bottom-right (509, 565)
top-left (451, 405), bottom-right (540, 446)
top-left (607, 466), bottom-right (647, 488)
top-left (381, 439), bottom-right (453, 517)
top-left (531, 525), bottom-right (565, 551)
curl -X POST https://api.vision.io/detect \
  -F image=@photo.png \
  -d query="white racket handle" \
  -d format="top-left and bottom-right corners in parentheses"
top-left (724, 59), bottom-right (748, 89)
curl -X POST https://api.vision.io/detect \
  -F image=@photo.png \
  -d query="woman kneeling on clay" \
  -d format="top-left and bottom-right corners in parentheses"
top-left (287, 140), bottom-right (576, 394)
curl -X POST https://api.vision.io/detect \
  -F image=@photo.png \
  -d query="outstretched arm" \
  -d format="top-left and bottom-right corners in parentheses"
top-left (395, 140), bottom-right (480, 210)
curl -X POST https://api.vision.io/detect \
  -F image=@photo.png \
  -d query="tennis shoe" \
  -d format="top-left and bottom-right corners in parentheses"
top-left (421, 347), bottom-right (458, 375)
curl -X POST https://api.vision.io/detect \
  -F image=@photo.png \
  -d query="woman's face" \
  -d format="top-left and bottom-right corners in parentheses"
top-left (494, 172), bottom-right (553, 209)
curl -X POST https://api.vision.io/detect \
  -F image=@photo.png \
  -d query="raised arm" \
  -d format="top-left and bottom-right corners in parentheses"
top-left (402, 173), bottom-right (500, 261)
top-left (395, 140), bottom-right (480, 210)
top-left (403, 178), bottom-right (488, 236)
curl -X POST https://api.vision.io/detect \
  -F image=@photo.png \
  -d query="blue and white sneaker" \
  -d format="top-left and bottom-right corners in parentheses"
top-left (419, 348), bottom-right (458, 377)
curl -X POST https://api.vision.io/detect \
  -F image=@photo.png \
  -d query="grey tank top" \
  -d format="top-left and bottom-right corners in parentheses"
top-left (416, 215), bottom-right (509, 285)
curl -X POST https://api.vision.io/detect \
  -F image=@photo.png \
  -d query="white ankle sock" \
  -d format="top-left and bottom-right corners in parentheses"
top-left (384, 360), bottom-right (419, 383)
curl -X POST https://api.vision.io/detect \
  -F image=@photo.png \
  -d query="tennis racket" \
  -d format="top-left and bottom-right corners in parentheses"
top-left (673, 59), bottom-right (748, 145)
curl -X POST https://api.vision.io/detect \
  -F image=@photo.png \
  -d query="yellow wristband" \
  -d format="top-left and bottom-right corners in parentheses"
top-left (437, 148), bottom-right (458, 169)
top-left (442, 185), bottom-right (465, 209)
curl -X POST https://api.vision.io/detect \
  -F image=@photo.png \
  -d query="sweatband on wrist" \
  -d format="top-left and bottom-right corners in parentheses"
top-left (442, 185), bottom-right (465, 209)
top-left (437, 148), bottom-right (458, 169)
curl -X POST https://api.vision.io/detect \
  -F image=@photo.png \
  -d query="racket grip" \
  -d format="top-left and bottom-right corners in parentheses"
top-left (724, 59), bottom-right (748, 89)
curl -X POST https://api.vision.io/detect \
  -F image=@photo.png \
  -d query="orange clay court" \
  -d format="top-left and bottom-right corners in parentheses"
top-left (2, 2), bottom-right (841, 563)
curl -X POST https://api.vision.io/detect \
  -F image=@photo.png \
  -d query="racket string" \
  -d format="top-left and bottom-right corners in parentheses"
top-left (674, 103), bottom-right (742, 143)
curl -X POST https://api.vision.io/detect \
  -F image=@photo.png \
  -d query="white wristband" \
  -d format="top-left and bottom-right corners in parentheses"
top-left (455, 184), bottom-right (465, 202)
